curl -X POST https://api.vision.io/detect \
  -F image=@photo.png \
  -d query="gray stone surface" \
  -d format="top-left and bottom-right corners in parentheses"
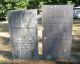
top-left (42, 5), bottom-right (73, 60)
top-left (8, 9), bottom-right (38, 60)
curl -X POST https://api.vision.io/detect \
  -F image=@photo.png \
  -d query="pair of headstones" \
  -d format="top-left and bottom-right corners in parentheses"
top-left (8, 5), bottom-right (73, 60)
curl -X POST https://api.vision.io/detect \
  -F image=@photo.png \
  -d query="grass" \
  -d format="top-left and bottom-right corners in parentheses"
top-left (0, 19), bottom-right (80, 64)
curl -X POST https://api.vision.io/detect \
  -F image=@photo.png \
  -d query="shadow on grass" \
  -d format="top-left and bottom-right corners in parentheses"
top-left (0, 23), bottom-right (9, 32)
top-left (0, 50), bottom-right (12, 60)
top-left (72, 37), bottom-right (80, 52)
top-left (73, 19), bottom-right (80, 24)
top-left (0, 37), bottom-right (10, 45)
top-left (70, 37), bottom-right (80, 63)
top-left (9, 60), bottom-right (74, 64)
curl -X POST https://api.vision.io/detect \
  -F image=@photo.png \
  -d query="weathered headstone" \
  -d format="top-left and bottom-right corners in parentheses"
top-left (42, 5), bottom-right (73, 60)
top-left (8, 9), bottom-right (38, 60)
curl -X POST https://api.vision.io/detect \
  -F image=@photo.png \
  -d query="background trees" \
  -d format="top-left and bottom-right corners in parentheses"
top-left (0, 0), bottom-right (29, 18)
top-left (0, 0), bottom-right (80, 19)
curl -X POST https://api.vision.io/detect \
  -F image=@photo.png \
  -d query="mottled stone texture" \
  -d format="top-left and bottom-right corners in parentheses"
top-left (8, 9), bottom-right (38, 60)
top-left (42, 5), bottom-right (73, 60)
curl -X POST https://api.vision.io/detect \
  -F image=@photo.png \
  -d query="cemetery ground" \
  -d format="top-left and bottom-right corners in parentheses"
top-left (0, 19), bottom-right (80, 64)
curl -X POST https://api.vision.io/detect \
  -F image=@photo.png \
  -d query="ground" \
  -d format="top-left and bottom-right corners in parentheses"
top-left (0, 19), bottom-right (80, 64)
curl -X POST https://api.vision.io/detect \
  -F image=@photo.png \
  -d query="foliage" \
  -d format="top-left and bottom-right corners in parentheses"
top-left (27, 0), bottom-right (39, 9)
top-left (0, 0), bottom-right (29, 17)
top-left (0, 0), bottom-right (80, 18)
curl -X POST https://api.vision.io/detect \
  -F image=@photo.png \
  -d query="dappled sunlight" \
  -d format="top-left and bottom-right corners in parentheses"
top-left (0, 32), bottom-right (10, 38)
top-left (0, 55), bottom-right (8, 62)
top-left (0, 19), bottom-right (80, 63)
top-left (72, 26), bottom-right (80, 35)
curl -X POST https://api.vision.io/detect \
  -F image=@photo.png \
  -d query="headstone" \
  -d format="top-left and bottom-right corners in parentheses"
top-left (42, 5), bottom-right (73, 60)
top-left (8, 9), bottom-right (38, 60)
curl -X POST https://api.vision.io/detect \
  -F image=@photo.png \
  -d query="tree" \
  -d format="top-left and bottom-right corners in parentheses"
top-left (0, 0), bottom-right (80, 19)
top-left (0, 0), bottom-right (29, 18)
top-left (27, 0), bottom-right (39, 9)
top-left (72, 0), bottom-right (80, 6)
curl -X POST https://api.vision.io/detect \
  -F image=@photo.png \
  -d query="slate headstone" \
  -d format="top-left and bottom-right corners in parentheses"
top-left (42, 5), bottom-right (73, 60)
top-left (8, 9), bottom-right (38, 60)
